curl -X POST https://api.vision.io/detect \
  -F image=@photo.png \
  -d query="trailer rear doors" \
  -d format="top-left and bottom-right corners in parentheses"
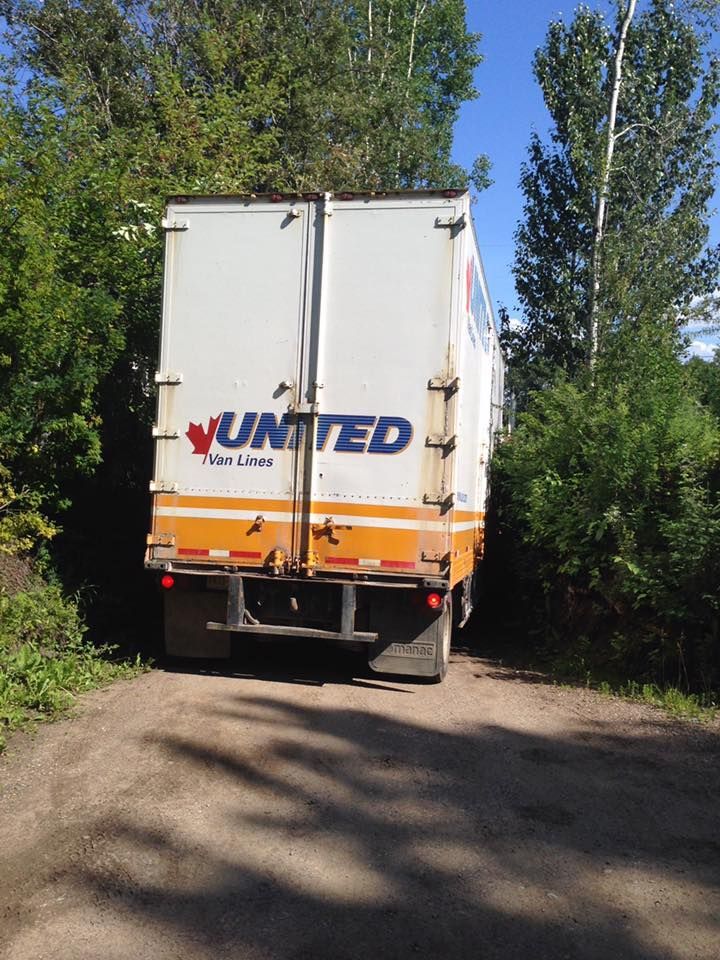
top-left (149, 195), bottom-right (461, 578)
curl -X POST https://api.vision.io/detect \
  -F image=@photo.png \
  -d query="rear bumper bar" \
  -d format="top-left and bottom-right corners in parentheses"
top-left (206, 576), bottom-right (377, 643)
top-left (206, 621), bottom-right (377, 643)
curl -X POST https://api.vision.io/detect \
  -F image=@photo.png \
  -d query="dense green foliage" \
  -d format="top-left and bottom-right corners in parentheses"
top-left (2, 0), bottom-right (483, 191)
top-left (505, 0), bottom-right (719, 404)
top-left (493, 338), bottom-right (720, 689)
top-left (0, 467), bottom-right (56, 555)
top-left (0, 580), bottom-right (143, 751)
top-left (0, 100), bottom-right (136, 500)
top-left (491, 0), bottom-right (720, 693)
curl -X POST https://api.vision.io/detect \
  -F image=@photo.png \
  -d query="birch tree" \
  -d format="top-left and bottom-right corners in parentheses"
top-left (587, 0), bottom-right (637, 365)
top-left (2, 0), bottom-right (483, 191)
top-left (507, 0), bottom-right (720, 404)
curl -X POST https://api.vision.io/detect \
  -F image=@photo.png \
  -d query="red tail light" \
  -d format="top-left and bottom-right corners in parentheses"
top-left (160, 574), bottom-right (175, 590)
top-left (426, 592), bottom-right (443, 609)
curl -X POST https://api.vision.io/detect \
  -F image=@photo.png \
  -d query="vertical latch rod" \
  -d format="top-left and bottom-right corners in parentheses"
top-left (340, 584), bottom-right (356, 638)
top-left (227, 576), bottom-right (246, 627)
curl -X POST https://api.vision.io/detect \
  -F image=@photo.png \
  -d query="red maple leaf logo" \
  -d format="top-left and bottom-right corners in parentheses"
top-left (186, 415), bottom-right (220, 461)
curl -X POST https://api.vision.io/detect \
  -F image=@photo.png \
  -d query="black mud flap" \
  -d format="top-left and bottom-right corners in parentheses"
top-left (368, 591), bottom-right (450, 680)
top-left (164, 588), bottom-right (230, 658)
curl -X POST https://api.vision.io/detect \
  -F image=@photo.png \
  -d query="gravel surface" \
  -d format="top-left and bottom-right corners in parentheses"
top-left (1, 640), bottom-right (719, 960)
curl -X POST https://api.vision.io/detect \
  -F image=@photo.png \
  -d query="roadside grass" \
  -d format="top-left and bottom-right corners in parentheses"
top-left (594, 680), bottom-right (717, 722)
top-left (541, 641), bottom-right (719, 722)
top-left (476, 632), bottom-right (718, 723)
top-left (0, 584), bottom-right (146, 752)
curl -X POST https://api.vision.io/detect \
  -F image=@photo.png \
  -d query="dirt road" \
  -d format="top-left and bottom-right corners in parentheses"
top-left (1, 641), bottom-right (719, 960)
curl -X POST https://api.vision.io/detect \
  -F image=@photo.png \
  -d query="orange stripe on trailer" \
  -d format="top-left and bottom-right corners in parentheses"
top-left (153, 515), bottom-right (445, 572)
top-left (155, 492), bottom-right (484, 524)
top-left (449, 553), bottom-right (475, 588)
top-left (448, 525), bottom-right (484, 588)
top-left (175, 548), bottom-right (263, 561)
top-left (315, 525), bottom-right (435, 571)
top-left (451, 527), bottom-right (477, 550)
top-left (454, 510), bottom-right (485, 522)
top-left (154, 516), bottom-right (292, 565)
top-left (326, 557), bottom-right (416, 569)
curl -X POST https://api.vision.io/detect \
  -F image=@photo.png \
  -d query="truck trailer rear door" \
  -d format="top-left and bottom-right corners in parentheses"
top-left (151, 199), bottom-right (310, 566)
top-left (295, 196), bottom-right (459, 578)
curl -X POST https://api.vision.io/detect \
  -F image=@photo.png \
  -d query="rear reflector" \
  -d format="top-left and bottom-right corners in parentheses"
top-left (161, 574), bottom-right (175, 590)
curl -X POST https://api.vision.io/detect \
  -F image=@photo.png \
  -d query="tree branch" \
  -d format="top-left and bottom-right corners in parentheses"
top-left (588, 0), bottom-right (638, 367)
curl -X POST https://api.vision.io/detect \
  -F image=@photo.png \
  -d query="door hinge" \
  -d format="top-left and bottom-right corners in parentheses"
top-left (428, 376), bottom-right (460, 395)
top-left (288, 401), bottom-right (319, 415)
top-left (425, 433), bottom-right (457, 452)
top-left (155, 371), bottom-right (183, 385)
top-left (146, 532), bottom-right (176, 547)
top-left (421, 550), bottom-right (450, 564)
top-left (161, 218), bottom-right (189, 232)
top-left (152, 426), bottom-right (180, 439)
top-left (423, 492), bottom-right (455, 510)
top-left (434, 213), bottom-right (466, 233)
top-left (150, 480), bottom-right (179, 494)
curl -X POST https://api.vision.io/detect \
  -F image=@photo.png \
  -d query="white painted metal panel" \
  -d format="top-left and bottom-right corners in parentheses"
top-left (455, 204), bottom-right (497, 514)
top-left (309, 198), bottom-right (457, 506)
top-left (148, 192), bottom-right (504, 579)
top-left (153, 200), bottom-right (307, 505)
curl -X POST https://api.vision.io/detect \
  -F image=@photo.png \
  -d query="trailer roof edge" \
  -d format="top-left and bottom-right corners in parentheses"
top-left (166, 188), bottom-right (470, 204)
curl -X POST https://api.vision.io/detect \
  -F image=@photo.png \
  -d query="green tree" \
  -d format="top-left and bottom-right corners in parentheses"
top-left (0, 96), bottom-right (129, 499)
top-left (687, 347), bottom-right (720, 416)
top-left (492, 333), bottom-right (720, 689)
top-left (488, 1), bottom-right (720, 692)
top-left (2, 0), bottom-right (484, 191)
top-left (507, 0), bottom-right (719, 404)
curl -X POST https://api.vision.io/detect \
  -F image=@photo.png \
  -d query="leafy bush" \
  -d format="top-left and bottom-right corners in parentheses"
top-left (0, 466), bottom-right (57, 556)
top-left (492, 338), bottom-right (720, 691)
top-left (0, 583), bottom-right (142, 750)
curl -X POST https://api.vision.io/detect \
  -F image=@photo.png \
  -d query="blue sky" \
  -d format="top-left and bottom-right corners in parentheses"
top-left (453, 0), bottom-right (720, 356)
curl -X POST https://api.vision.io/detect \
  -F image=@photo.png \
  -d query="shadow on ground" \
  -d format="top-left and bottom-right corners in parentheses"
top-left (67, 649), bottom-right (720, 960)
top-left (161, 638), bottom-right (415, 692)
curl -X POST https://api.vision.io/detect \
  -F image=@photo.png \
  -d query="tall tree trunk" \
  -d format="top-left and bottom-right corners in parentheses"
top-left (396, 0), bottom-right (426, 185)
top-left (588, 0), bottom-right (637, 366)
top-left (367, 0), bottom-right (373, 63)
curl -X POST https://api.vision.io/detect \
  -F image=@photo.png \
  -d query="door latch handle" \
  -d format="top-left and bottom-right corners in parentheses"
top-left (312, 517), bottom-right (353, 536)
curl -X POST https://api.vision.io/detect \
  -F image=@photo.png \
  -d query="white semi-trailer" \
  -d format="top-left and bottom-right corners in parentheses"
top-left (146, 190), bottom-right (504, 681)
